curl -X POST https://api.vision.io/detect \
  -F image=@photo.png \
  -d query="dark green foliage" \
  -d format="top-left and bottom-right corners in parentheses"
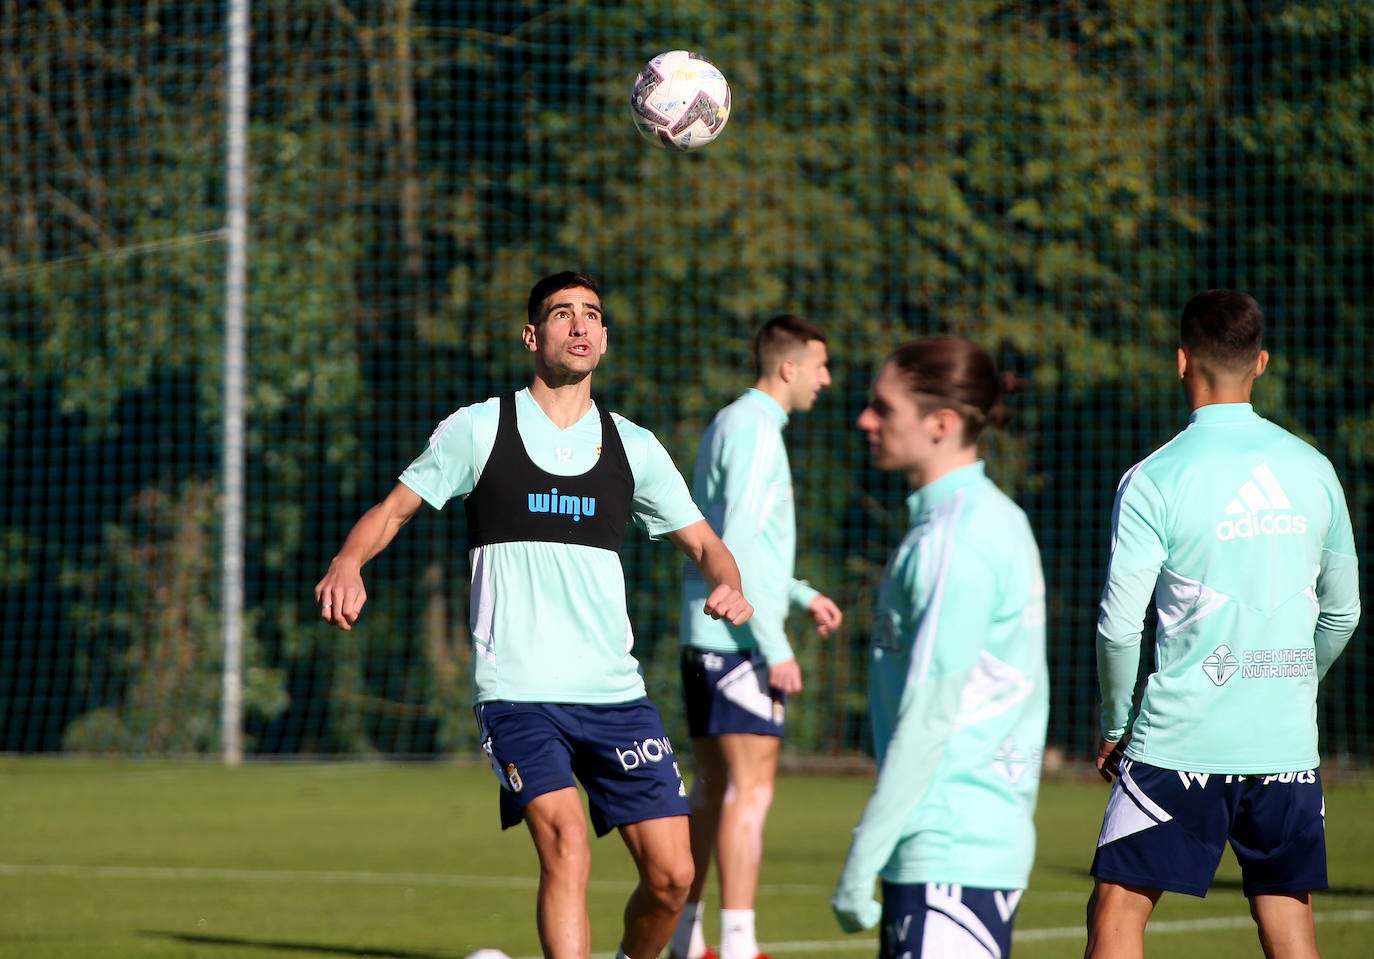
top-left (1, 0), bottom-right (1368, 758)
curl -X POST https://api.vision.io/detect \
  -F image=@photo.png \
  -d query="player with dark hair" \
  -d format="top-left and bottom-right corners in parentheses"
top-left (671, 314), bottom-right (843, 959)
top-left (833, 335), bottom-right (1049, 958)
top-left (315, 270), bottom-right (754, 959)
top-left (1085, 290), bottom-right (1361, 958)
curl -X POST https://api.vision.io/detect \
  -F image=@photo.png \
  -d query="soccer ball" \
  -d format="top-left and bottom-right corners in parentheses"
top-left (463, 951), bottom-right (512, 959)
top-left (629, 50), bottom-right (731, 151)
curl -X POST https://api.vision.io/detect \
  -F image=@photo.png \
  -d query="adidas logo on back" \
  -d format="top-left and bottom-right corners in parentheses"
top-left (1216, 463), bottom-right (1308, 541)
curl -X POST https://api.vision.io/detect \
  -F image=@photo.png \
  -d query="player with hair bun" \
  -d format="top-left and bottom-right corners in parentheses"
top-left (833, 335), bottom-right (1049, 959)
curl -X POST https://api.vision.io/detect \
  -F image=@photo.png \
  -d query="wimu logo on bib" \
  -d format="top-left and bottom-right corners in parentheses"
top-left (527, 487), bottom-right (597, 522)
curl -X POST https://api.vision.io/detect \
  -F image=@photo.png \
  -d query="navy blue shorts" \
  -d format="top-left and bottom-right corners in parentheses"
top-left (475, 698), bottom-right (689, 837)
top-left (1091, 757), bottom-right (1327, 897)
top-left (680, 647), bottom-right (785, 739)
top-left (880, 881), bottom-right (1021, 959)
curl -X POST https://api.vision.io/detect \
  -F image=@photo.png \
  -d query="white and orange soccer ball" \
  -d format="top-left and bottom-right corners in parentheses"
top-left (629, 50), bottom-right (731, 151)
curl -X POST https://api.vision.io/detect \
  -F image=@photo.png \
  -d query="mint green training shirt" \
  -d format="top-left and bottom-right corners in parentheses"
top-left (399, 388), bottom-right (704, 705)
top-left (680, 389), bottom-right (820, 664)
top-left (1098, 403), bottom-right (1361, 773)
top-left (836, 462), bottom-right (1048, 894)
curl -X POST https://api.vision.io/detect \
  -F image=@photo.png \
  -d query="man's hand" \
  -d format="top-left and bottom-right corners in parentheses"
top-left (702, 584), bottom-right (753, 625)
top-left (1096, 738), bottom-right (1126, 782)
top-left (807, 594), bottom-right (844, 636)
top-left (769, 658), bottom-right (802, 695)
top-left (314, 561), bottom-right (367, 631)
top-left (312, 484), bottom-right (421, 631)
top-left (831, 882), bottom-right (882, 933)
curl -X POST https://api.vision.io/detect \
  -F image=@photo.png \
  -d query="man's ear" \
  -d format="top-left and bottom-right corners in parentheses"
top-left (1254, 349), bottom-right (1269, 378)
top-left (522, 324), bottom-right (538, 352)
top-left (1177, 347), bottom-right (1189, 381)
top-left (778, 358), bottom-right (797, 383)
top-left (931, 406), bottom-right (961, 442)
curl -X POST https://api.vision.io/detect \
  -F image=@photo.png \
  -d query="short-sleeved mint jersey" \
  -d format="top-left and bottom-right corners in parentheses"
top-left (399, 388), bottom-right (704, 705)
top-left (680, 390), bottom-right (819, 664)
top-left (1098, 403), bottom-right (1361, 773)
top-left (836, 462), bottom-right (1048, 893)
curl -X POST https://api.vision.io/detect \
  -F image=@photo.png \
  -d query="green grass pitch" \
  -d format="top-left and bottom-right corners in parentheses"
top-left (1, 758), bottom-right (1372, 958)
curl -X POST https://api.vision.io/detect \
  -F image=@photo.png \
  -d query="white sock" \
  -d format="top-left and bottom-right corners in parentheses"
top-left (720, 908), bottom-right (757, 959)
top-left (670, 901), bottom-right (706, 958)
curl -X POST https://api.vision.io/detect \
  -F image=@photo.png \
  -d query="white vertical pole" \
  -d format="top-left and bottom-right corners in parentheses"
top-left (220, 0), bottom-right (251, 767)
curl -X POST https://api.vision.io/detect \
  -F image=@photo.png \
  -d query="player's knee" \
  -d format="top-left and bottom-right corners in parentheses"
top-left (531, 818), bottom-right (592, 876)
top-left (747, 779), bottom-right (775, 811)
top-left (665, 854), bottom-right (696, 901)
top-left (723, 777), bottom-right (774, 810)
top-left (642, 853), bottom-right (694, 908)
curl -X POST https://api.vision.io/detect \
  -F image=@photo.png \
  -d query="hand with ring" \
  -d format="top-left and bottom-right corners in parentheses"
top-left (314, 562), bottom-right (365, 631)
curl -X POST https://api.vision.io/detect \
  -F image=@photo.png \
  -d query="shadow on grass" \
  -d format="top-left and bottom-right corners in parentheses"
top-left (140, 931), bottom-right (454, 958)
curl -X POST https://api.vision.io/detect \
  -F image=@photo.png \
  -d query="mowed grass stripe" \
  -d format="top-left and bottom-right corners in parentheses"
top-left (0, 861), bottom-right (1112, 899)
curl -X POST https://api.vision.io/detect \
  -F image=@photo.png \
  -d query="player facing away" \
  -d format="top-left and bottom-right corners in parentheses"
top-left (833, 336), bottom-right (1049, 958)
top-left (1085, 290), bottom-right (1361, 959)
top-left (314, 271), bottom-right (754, 959)
top-left (671, 315), bottom-right (845, 959)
